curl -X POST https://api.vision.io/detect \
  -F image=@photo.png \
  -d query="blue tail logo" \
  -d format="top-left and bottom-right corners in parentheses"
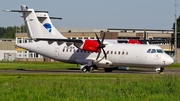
top-left (43, 23), bottom-right (52, 33)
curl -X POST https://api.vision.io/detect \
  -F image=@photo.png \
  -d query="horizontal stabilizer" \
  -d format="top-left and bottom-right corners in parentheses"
top-left (3, 9), bottom-right (48, 13)
top-left (50, 17), bottom-right (62, 20)
top-left (3, 10), bottom-right (31, 12)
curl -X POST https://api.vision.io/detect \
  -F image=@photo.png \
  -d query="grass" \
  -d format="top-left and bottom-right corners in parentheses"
top-left (0, 74), bottom-right (180, 101)
top-left (0, 61), bottom-right (78, 70)
top-left (167, 63), bottom-right (180, 68)
top-left (0, 61), bottom-right (179, 100)
top-left (0, 61), bottom-right (179, 70)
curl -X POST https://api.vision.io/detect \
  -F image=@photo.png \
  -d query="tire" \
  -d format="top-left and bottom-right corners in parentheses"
top-left (81, 67), bottom-right (87, 73)
top-left (89, 67), bottom-right (94, 73)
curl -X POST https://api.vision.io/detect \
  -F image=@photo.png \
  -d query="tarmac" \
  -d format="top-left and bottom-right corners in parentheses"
top-left (0, 68), bottom-right (179, 74)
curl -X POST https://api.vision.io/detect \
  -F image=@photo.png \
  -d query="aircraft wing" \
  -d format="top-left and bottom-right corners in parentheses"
top-left (35, 38), bottom-right (84, 48)
top-left (35, 38), bottom-right (83, 43)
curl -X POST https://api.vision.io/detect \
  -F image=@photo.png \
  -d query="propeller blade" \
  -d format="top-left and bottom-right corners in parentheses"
top-left (94, 32), bottom-right (107, 61)
top-left (101, 32), bottom-right (106, 43)
top-left (96, 50), bottom-right (101, 60)
top-left (95, 33), bottom-right (101, 44)
top-left (102, 48), bottom-right (107, 59)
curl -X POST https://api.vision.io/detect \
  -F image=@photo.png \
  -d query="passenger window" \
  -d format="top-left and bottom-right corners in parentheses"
top-left (63, 48), bottom-right (65, 52)
top-left (126, 52), bottom-right (128, 55)
top-left (118, 51), bottom-right (120, 55)
top-left (114, 51), bottom-right (116, 54)
top-left (107, 51), bottom-right (109, 54)
top-left (111, 51), bottom-right (113, 54)
top-left (122, 52), bottom-right (124, 55)
top-left (147, 49), bottom-right (151, 53)
top-left (151, 49), bottom-right (156, 53)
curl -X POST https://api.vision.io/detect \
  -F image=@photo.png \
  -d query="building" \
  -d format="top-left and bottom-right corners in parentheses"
top-left (0, 38), bottom-right (16, 61)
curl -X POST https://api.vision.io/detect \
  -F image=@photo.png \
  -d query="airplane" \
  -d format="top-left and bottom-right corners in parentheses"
top-left (3, 5), bottom-right (174, 74)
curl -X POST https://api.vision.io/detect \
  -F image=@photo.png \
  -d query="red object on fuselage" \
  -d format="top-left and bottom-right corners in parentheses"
top-left (81, 39), bottom-right (100, 52)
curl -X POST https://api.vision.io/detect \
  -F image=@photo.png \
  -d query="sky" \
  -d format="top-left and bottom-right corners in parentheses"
top-left (0, 0), bottom-right (180, 30)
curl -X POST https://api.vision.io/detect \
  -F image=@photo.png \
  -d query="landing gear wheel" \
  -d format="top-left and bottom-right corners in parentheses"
top-left (81, 66), bottom-right (87, 73)
top-left (158, 67), bottom-right (164, 74)
top-left (89, 66), bottom-right (94, 73)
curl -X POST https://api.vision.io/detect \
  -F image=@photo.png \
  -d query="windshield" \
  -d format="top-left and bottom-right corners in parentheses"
top-left (156, 49), bottom-right (163, 53)
top-left (146, 49), bottom-right (164, 53)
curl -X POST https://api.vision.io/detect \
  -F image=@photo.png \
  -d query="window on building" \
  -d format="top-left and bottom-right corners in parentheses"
top-left (17, 38), bottom-right (22, 43)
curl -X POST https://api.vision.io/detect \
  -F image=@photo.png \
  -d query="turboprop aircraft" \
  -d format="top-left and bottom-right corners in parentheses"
top-left (3, 5), bottom-right (174, 74)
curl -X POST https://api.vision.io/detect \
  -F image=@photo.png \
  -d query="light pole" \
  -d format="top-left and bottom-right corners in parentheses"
top-left (174, 0), bottom-right (178, 62)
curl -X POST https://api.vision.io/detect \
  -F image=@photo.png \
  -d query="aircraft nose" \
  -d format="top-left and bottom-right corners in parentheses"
top-left (165, 56), bottom-right (174, 66)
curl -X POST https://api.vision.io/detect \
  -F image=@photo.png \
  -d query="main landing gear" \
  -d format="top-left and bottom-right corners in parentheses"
top-left (81, 65), bottom-right (96, 73)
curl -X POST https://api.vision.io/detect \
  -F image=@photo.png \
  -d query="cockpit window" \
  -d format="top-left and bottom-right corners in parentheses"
top-left (147, 48), bottom-right (164, 53)
top-left (157, 49), bottom-right (163, 53)
top-left (151, 49), bottom-right (156, 53)
top-left (147, 49), bottom-right (151, 53)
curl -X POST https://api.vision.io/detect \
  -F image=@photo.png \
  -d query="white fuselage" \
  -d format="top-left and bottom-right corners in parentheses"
top-left (17, 41), bottom-right (174, 68)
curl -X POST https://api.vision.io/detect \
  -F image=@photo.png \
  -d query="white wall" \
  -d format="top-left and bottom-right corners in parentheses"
top-left (0, 50), bottom-right (16, 61)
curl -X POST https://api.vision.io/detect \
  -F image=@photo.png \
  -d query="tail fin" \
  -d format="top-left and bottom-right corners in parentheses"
top-left (20, 5), bottom-right (66, 39)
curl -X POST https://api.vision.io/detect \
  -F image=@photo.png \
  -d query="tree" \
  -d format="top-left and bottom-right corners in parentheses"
top-left (0, 27), bottom-right (6, 38)
top-left (0, 24), bottom-right (26, 38)
top-left (2, 26), bottom-right (16, 38)
top-left (172, 15), bottom-right (180, 47)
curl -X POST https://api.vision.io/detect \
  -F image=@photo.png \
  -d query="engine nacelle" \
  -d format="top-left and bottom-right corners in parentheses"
top-left (94, 60), bottom-right (113, 68)
top-left (80, 39), bottom-right (100, 52)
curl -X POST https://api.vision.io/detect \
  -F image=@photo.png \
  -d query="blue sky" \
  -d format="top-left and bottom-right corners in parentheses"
top-left (0, 0), bottom-right (180, 30)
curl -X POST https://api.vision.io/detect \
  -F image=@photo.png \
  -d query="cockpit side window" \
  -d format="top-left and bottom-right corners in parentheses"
top-left (147, 49), bottom-right (151, 53)
top-left (157, 49), bottom-right (163, 53)
top-left (151, 49), bottom-right (156, 53)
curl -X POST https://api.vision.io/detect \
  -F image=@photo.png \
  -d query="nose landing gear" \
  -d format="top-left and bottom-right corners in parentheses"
top-left (156, 67), bottom-right (164, 74)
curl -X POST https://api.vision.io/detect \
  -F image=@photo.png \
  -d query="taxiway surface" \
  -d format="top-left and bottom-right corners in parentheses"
top-left (0, 68), bottom-right (179, 74)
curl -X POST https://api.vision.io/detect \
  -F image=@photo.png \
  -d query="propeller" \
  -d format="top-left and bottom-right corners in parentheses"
top-left (95, 32), bottom-right (107, 61)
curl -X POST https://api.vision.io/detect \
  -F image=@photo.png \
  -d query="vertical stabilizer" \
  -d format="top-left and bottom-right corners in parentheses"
top-left (20, 5), bottom-right (66, 39)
